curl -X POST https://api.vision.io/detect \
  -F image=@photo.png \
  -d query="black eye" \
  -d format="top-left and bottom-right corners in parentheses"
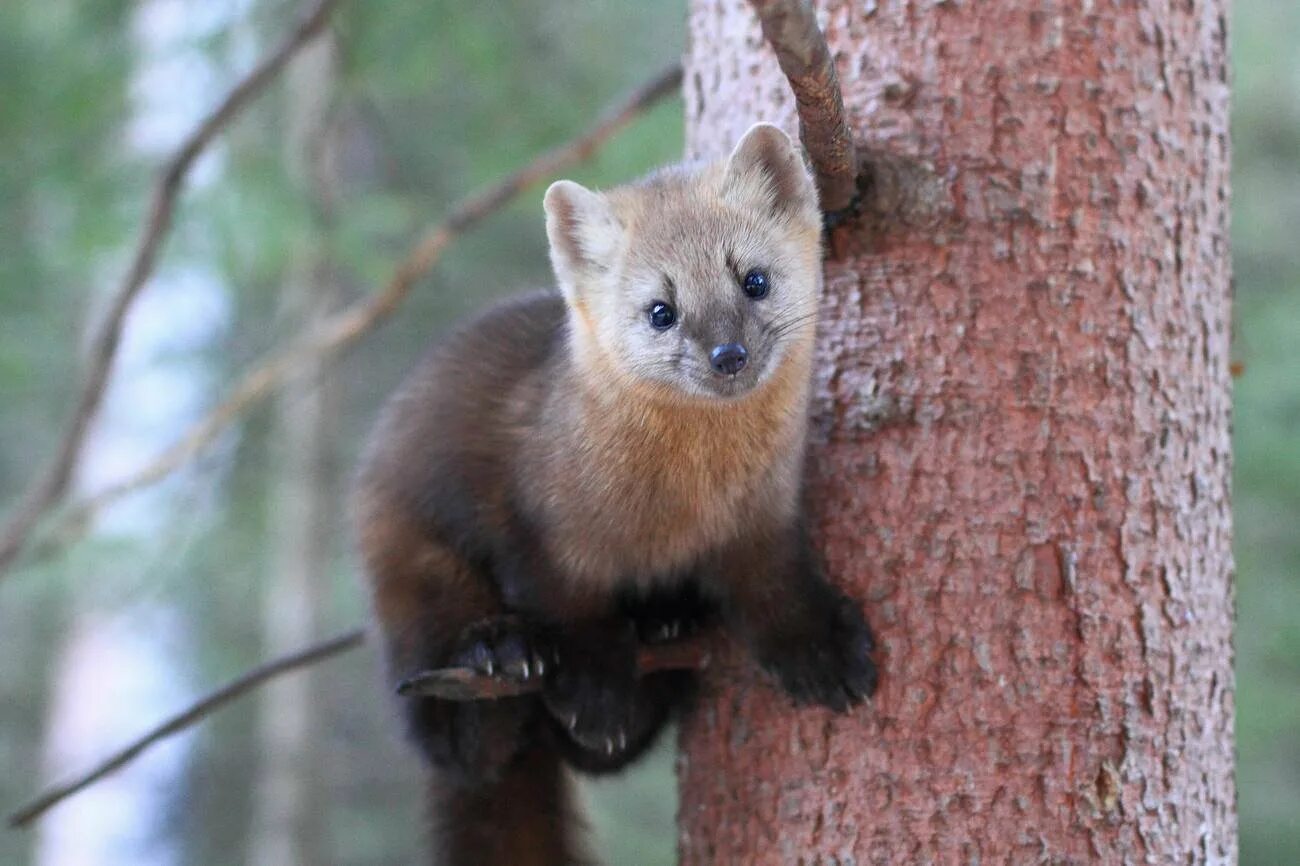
top-left (648, 301), bottom-right (677, 330)
top-left (742, 269), bottom-right (770, 299)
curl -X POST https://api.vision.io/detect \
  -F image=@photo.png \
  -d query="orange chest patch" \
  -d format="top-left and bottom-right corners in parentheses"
top-left (541, 379), bottom-right (805, 583)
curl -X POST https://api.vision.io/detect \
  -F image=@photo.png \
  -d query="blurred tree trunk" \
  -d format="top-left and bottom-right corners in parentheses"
top-left (250, 33), bottom-right (341, 866)
top-left (679, 1), bottom-right (1234, 863)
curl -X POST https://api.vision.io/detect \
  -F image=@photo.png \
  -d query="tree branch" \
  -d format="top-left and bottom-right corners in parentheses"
top-left (0, 0), bottom-right (342, 579)
top-left (8, 629), bottom-right (710, 827)
top-left (6, 628), bottom-right (365, 829)
top-left (747, 0), bottom-right (859, 216)
top-left (14, 64), bottom-right (684, 575)
top-left (396, 636), bottom-right (712, 701)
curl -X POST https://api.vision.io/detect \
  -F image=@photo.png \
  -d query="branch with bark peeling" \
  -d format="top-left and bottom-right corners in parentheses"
top-left (13, 64), bottom-right (684, 573)
top-left (7, 630), bottom-right (709, 828)
top-left (746, 0), bottom-right (860, 219)
top-left (0, 0), bottom-right (343, 580)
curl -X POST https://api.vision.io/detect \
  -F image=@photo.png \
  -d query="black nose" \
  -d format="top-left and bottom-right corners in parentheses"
top-left (709, 342), bottom-right (748, 376)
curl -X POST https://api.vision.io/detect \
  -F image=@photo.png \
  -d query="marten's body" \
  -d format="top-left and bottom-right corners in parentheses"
top-left (353, 124), bottom-right (876, 865)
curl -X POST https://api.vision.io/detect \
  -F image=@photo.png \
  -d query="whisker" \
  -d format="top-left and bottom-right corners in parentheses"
top-left (761, 307), bottom-right (819, 333)
top-left (771, 311), bottom-right (819, 330)
top-left (763, 310), bottom-right (819, 343)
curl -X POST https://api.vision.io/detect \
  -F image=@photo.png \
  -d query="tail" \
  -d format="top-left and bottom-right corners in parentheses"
top-left (429, 746), bottom-right (592, 866)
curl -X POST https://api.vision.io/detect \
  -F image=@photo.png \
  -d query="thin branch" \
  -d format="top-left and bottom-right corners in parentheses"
top-left (22, 64), bottom-right (684, 568)
top-left (0, 0), bottom-right (342, 579)
top-left (7, 628), bottom-right (365, 829)
top-left (747, 0), bottom-right (859, 215)
top-left (9, 629), bottom-right (710, 827)
top-left (397, 636), bottom-right (712, 701)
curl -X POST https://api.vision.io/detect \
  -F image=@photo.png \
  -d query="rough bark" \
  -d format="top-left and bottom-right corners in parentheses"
top-left (679, 1), bottom-right (1234, 863)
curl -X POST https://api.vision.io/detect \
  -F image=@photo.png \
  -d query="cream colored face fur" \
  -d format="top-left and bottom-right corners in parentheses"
top-left (544, 123), bottom-right (823, 402)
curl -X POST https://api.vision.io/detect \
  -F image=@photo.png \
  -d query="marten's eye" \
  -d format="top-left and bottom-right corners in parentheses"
top-left (647, 301), bottom-right (677, 330)
top-left (742, 269), bottom-right (770, 299)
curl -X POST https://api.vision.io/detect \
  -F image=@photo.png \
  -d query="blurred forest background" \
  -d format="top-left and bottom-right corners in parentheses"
top-left (0, 1), bottom-right (1294, 864)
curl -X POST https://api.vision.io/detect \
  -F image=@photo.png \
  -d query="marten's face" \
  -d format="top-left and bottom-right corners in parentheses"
top-left (604, 203), bottom-right (821, 400)
top-left (545, 123), bottom-right (823, 402)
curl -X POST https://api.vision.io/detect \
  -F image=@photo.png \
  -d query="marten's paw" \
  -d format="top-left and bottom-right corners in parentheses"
top-left (447, 617), bottom-right (554, 683)
top-left (636, 614), bottom-right (695, 645)
top-left (628, 581), bottom-right (718, 645)
top-left (756, 594), bottom-right (878, 712)
top-left (542, 623), bottom-right (640, 756)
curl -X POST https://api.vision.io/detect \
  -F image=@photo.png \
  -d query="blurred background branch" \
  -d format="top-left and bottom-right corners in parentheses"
top-left (17, 64), bottom-right (683, 574)
top-left (7, 628), bottom-right (365, 830)
top-left (10, 630), bottom-right (711, 829)
top-left (0, 0), bottom-right (342, 581)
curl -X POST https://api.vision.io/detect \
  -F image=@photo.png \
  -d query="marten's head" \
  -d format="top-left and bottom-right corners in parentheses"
top-left (544, 123), bottom-right (822, 401)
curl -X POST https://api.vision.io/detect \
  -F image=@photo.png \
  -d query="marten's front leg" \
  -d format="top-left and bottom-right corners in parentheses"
top-left (359, 508), bottom-right (536, 783)
top-left (442, 613), bottom-right (690, 773)
top-left (481, 527), bottom-right (686, 772)
top-left (623, 579), bottom-right (719, 645)
top-left (539, 619), bottom-right (694, 773)
top-left (714, 520), bottom-right (878, 711)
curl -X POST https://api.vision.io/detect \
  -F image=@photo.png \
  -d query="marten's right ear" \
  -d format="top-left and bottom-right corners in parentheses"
top-left (722, 123), bottom-right (819, 223)
top-left (544, 180), bottom-right (621, 302)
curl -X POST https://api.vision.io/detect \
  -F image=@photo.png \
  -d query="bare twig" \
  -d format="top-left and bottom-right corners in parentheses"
top-left (0, 0), bottom-right (342, 579)
top-left (23, 65), bottom-right (684, 570)
top-left (747, 0), bottom-right (858, 215)
top-left (8, 628), bottom-right (710, 827)
top-left (397, 636), bottom-right (712, 701)
top-left (7, 628), bottom-right (365, 829)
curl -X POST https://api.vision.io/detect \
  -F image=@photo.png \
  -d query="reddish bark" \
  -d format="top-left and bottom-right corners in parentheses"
top-left (679, 1), bottom-right (1234, 862)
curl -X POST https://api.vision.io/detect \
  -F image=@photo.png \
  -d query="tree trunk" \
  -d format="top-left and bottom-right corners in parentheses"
top-left (679, 1), bottom-right (1234, 863)
top-left (250, 32), bottom-right (340, 866)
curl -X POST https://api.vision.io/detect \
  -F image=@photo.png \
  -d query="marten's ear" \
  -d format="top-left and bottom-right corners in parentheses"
top-left (544, 180), bottom-right (622, 302)
top-left (722, 123), bottom-right (819, 221)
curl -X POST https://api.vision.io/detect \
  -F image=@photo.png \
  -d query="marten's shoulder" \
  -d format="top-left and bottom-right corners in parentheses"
top-left (355, 289), bottom-right (567, 509)
top-left (418, 289), bottom-right (567, 399)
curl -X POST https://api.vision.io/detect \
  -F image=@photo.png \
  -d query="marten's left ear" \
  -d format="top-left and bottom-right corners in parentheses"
top-left (544, 180), bottom-right (622, 303)
top-left (722, 123), bottom-right (819, 221)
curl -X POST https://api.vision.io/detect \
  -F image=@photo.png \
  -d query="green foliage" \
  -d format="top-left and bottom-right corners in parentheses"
top-left (1232, 5), bottom-right (1300, 860)
top-left (0, 0), bottom-right (136, 497)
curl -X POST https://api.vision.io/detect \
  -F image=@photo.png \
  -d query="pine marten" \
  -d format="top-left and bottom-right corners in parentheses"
top-left (352, 123), bottom-right (877, 865)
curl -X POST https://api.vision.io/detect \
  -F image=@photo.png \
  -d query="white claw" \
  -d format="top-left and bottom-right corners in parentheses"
top-left (605, 737), bottom-right (615, 755)
top-left (521, 660), bottom-right (531, 679)
top-left (484, 659), bottom-right (494, 676)
top-left (535, 658), bottom-right (546, 676)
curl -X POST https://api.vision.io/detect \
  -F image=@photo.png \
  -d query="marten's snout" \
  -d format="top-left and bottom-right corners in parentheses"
top-left (709, 342), bottom-right (748, 376)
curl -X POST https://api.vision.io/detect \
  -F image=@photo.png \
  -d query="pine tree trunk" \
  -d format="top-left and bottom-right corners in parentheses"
top-left (251, 33), bottom-right (340, 866)
top-left (679, 2), bottom-right (1235, 862)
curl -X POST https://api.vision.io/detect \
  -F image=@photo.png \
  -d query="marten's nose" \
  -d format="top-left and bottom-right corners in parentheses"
top-left (709, 342), bottom-right (748, 376)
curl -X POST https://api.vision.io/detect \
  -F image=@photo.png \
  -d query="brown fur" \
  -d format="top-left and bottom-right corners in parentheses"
top-left (517, 339), bottom-right (812, 585)
top-left (429, 747), bottom-right (590, 865)
top-left (352, 124), bottom-right (875, 866)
